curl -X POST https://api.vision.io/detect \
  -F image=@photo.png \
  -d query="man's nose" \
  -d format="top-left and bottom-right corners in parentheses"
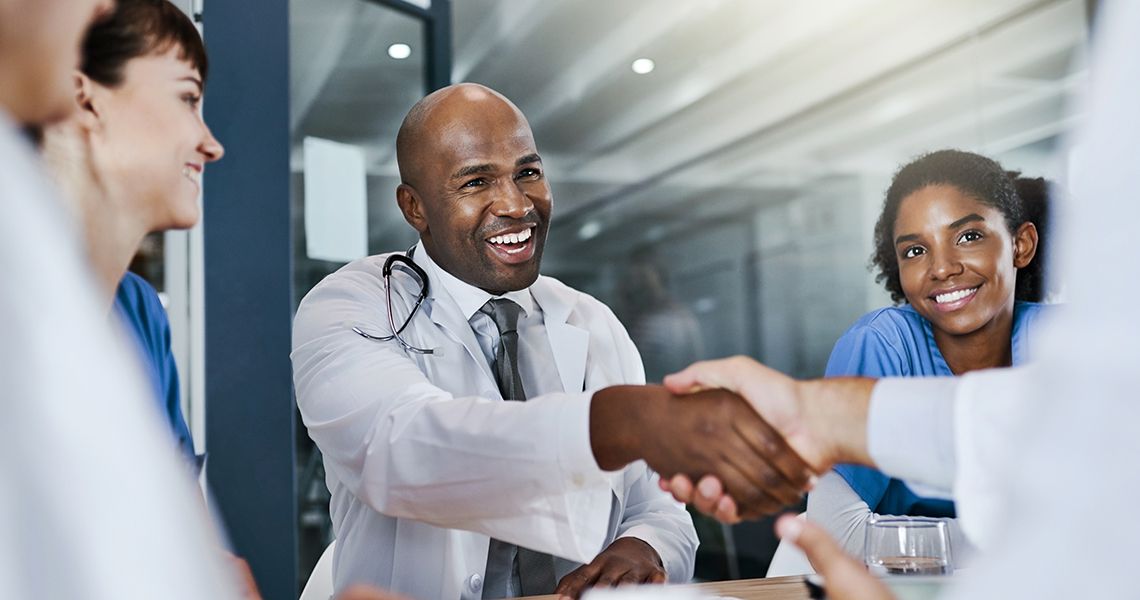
top-left (492, 180), bottom-right (534, 219)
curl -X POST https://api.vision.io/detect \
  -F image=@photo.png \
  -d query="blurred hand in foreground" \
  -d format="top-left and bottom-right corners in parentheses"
top-left (337, 585), bottom-right (411, 600)
top-left (225, 553), bottom-right (262, 600)
top-left (775, 514), bottom-right (894, 600)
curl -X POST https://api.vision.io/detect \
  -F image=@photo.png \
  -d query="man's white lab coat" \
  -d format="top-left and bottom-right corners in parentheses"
top-left (292, 248), bottom-right (697, 599)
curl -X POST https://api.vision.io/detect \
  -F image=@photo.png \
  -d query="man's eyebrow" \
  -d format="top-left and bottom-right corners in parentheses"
top-left (451, 163), bottom-right (495, 179)
top-left (516, 153), bottom-right (542, 166)
top-left (948, 213), bottom-right (984, 229)
top-left (180, 76), bottom-right (203, 93)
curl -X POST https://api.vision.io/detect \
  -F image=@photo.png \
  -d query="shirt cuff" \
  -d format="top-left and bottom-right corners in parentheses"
top-left (557, 389), bottom-right (608, 488)
top-left (616, 526), bottom-right (681, 581)
top-left (868, 377), bottom-right (958, 491)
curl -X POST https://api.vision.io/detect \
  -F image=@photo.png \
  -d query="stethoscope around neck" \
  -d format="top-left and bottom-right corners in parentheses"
top-left (351, 246), bottom-right (440, 356)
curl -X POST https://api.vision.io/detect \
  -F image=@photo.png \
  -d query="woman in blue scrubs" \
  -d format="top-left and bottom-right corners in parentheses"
top-left (806, 149), bottom-right (1053, 566)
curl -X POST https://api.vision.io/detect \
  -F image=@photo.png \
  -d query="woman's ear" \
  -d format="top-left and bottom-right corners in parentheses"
top-left (72, 71), bottom-right (102, 133)
top-left (1013, 221), bottom-right (1039, 269)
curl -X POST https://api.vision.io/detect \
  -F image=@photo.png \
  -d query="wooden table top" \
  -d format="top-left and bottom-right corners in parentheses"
top-left (520, 576), bottom-right (809, 600)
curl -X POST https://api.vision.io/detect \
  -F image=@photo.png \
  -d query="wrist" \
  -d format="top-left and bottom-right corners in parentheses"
top-left (798, 377), bottom-right (874, 468)
top-left (590, 386), bottom-right (656, 470)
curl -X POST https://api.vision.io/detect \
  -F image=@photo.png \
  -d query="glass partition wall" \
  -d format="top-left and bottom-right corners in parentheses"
top-left (291, 0), bottom-right (1088, 585)
top-left (289, 0), bottom-right (450, 585)
top-left (458, 0), bottom-right (1087, 579)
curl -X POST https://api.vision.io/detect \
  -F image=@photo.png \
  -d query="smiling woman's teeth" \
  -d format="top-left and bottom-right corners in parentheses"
top-left (935, 287), bottom-right (978, 304)
top-left (488, 229), bottom-right (532, 245)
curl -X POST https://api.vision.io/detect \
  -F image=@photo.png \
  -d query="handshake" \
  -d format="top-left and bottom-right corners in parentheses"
top-left (589, 356), bottom-right (874, 523)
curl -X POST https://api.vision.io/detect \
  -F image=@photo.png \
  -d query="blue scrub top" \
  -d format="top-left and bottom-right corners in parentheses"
top-left (114, 271), bottom-right (196, 464)
top-left (825, 301), bottom-right (1049, 518)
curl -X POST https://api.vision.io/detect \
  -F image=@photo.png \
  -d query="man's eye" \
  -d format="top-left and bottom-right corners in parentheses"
top-left (958, 230), bottom-right (983, 244)
top-left (902, 246), bottom-right (925, 259)
top-left (461, 178), bottom-right (486, 189)
top-left (516, 168), bottom-right (541, 179)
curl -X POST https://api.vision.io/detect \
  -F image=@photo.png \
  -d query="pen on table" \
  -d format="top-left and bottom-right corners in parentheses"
top-left (804, 574), bottom-right (827, 600)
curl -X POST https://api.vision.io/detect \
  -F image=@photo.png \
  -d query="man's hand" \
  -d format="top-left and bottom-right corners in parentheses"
top-left (554, 537), bottom-right (665, 599)
top-left (659, 357), bottom-right (875, 522)
top-left (590, 385), bottom-right (814, 520)
top-left (775, 515), bottom-right (894, 600)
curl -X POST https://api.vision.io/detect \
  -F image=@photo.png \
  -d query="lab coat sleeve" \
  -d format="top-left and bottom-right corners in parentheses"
top-left (615, 463), bottom-right (698, 582)
top-left (291, 265), bottom-right (612, 563)
top-left (949, 365), bottom-right (1035, 551)
top-left (868, 370), bottom-right (1029, 551)
top-left (867, 377), bottom-right (958, 491)
top-left (596, 304), bottom-right (698, 582)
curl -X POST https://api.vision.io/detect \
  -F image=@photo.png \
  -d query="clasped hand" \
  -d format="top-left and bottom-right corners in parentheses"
top-left (657, 356), bottom-right (869, 523)
top-left (591, 379), bottom-right (816, 521)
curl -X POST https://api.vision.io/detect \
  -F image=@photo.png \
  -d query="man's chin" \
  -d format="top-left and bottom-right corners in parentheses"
top-left (476, 266), bottom-right (541, 295)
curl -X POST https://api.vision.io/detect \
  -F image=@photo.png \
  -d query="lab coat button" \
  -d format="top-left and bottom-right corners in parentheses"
top-left (572, 473), bottom-right (585, 487)
top-left (467, 573), bottom-right (482, 592)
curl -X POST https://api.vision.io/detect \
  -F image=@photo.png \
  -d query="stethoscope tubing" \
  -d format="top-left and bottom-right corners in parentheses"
top-left (351, 247), bottom-right (437, 355)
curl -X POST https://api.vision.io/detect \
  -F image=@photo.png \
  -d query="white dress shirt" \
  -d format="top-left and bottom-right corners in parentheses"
top-left (0, 111), bottom-right (239, 598)
top-left (420, 246), bottom-right (564, 404)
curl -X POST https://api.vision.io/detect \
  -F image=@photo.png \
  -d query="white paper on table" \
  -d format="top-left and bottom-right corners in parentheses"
top-left (303, 136), bottom-right (368, 263)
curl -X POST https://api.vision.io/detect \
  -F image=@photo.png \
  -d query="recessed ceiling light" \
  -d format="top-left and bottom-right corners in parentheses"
top-left (631, 58), bottom-right (655, 75)
top-left (388, 43), bottom-right (411, 60)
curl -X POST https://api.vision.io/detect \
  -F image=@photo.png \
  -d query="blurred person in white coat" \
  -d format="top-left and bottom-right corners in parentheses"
top-left (662, 2), bottom-right (1140, 597)
top-left (293, 83), bottom-right (817, 599)
top-left (0, 0), bottom-right (241, 598)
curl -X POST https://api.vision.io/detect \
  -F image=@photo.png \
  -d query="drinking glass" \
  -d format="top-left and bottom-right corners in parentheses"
top-left (864, 516), bottom-right (953, 576)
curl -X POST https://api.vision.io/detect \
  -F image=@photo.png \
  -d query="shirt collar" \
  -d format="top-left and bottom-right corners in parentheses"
top-left (415, 241), bottom-right (535, 321)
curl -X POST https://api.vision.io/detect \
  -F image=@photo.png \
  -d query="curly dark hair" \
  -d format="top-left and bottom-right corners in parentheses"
top-left (871, 149), bottom-right (1050, 304)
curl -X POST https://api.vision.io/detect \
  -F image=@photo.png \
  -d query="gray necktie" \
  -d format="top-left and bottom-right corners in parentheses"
top-left (479, 299), bottom-right (558, 597)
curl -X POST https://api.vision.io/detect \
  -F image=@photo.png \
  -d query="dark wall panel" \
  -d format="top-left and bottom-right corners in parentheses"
top-left (202, 1), bottom-right (296, 598)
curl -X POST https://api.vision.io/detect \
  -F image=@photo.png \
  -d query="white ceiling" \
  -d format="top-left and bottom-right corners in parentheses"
top-left (290, 0), bottom-right (1088, 257)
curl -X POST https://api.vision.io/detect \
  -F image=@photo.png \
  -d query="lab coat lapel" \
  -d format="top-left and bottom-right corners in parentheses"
top-left (414, 254), bottom-right (497, 386)
top-left (531, 279), bottom-right (589, 394)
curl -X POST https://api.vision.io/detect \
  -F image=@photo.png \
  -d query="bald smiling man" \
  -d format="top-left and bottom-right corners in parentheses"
top-left (292, 84), bottom-right (812, 599)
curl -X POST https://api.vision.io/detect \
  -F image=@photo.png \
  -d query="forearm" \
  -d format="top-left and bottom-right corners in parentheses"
top-left (797, 377), bottom-right (875, 468)
top-left (805, 471), bottom-right (876, 559)
top-left (319, 391), bottom-right (607, 517)
top-left (589, 385), bottom-right (668, 471)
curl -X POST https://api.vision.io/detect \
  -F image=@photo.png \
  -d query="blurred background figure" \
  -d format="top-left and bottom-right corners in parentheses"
top-left (619, 249), bottom-right (705, 384)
